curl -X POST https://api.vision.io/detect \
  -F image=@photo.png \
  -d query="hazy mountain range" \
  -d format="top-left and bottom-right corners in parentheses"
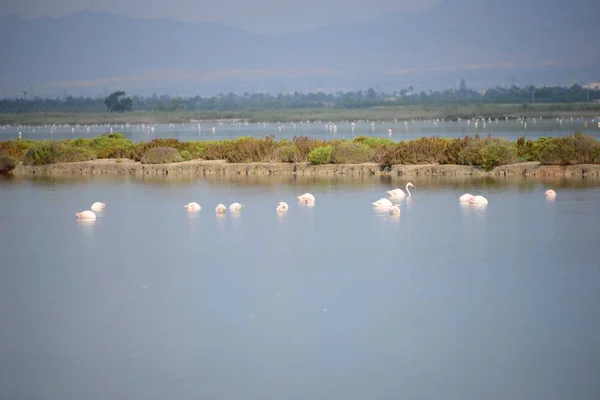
top-left (1, 0), bottom-right (599, 98)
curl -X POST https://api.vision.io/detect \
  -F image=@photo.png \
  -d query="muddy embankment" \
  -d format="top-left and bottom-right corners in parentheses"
top-left (9, 159), bottom-right (600, 179)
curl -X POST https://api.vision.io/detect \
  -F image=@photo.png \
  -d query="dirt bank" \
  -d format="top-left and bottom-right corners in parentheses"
top-left (9, 159), bottom-right (600, 179)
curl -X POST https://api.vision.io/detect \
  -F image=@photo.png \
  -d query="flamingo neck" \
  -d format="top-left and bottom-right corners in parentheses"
top-left (405, 184), bottom-right (411, 197)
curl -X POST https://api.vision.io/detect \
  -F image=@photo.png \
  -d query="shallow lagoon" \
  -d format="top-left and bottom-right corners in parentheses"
top-left (1, 175), bottom-right (599, 400)
top-left (2, 118), bottom-right (600, 142)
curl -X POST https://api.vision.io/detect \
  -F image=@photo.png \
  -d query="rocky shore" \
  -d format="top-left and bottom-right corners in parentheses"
top-left (9, 159), bottom-right (600, 179)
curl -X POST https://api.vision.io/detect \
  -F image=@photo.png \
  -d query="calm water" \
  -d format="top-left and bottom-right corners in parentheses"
top-left (2, 118), bottom-right (600, 142)
top-left (1, 175), bottom-right (600, 400)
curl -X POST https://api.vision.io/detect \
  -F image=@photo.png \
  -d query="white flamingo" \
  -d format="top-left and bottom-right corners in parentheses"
top-left (297, 193), bottom-right (315, 204)
top-left (90, 202), bottom-right (106, 212)
top-left (389, 204), bottom-right (401, 215)
top-left (545, 189), bottom-right (556, 197)
top-left (459, 193), bottom-right (473, 202)
top-left (469, 195), bottom-right (488, 205)
top-left (372, 198), bottom-right (393, 207)
top-left (184, 202), bottom-right (201, 212)
top-left (276, 201), bottom-right (289, 212)
top-left (215, 204), bottom-right (227, 213)
top-left (229, 202), bottom-right (244, 211)
top-left (76, 210), bottom-right (96, 221)
top-left (387, 182), bottom-right (415, 199)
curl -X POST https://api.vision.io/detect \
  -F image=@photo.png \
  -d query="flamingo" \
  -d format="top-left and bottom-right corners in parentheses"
top-left (459, 193), bottom-right (474, 203)
top-left (545, 189), bottom-right (556, 197)
top-left (387, 183), bottom-right (415, 199)
top-left (229, 202), bottom-right (244, 211)
top-left (297, 193), bottom-right (315, 204)
top-left (90, 202), bottom-right (106, 212)
top-left (184, 202), bottom-right (201, 212)
top-left (389, 204), bottom-right (401, 215)
top-left (276, 201), bottom-right (289, 212)
top-left (372, 198), bottom-right (393, 207)
top-left (76, 210), bottom-right (96, 221)
top-left (469, 195), bottom-right (488, 205)
top-left (215, 204), bottom-right (227, 213)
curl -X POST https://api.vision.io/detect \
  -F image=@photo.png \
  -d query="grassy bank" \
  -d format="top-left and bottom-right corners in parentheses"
top-left (2, 103), bottom-right (600, 125)
top-left (1, 132), bottom-right (599, 175)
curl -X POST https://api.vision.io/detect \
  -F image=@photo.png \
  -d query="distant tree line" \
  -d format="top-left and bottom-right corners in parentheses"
top-left (1, 83), bottom-right (599, 113)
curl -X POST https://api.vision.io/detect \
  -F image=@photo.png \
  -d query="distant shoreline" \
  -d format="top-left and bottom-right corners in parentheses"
top-left (10, 159), bottom-right (600, 179)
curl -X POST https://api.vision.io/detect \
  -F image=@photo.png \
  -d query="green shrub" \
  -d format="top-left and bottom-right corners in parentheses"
top-left (179, 149), bottom-right (193, 161)
top-left (538, 137), bottom-right (576, 165)
top-left (23, 142), bottom-right (60, 165)
top-left (293, 136), bottom-right (328, 159)
top-left (140, 147), bottom-right (183, 164)
top-left (353, 136), bottom-right (394, 149)
top-left (0, 140), bottom-right (36, 160)
top-left (97, 146), bottom-right (131, 159)
top-left (6, 133), bottom-right (599, 168)
top-left (56, 146), bottom-right (97, 163)
top-left (515, 135), bottom-right (536, 161)
top-left (379, 142), bottom-right (410, 168)
top-left (457, 136), bottom-right (486, 166)
top-left (331, 141), bottom-right (374, 164)
top-left (442, 136), bottom-right (471, 164)
top-left (131, 138), bottom-right (185, 161)
top-left (353, 136), bottom-right (395, 163)
top-left (186, 142), bottom-right (209, 159)
top-left (220, 136), bottom-right (278, 163)
top-left (308, 145), bottom-right (334, 165)
top-left (406, 137), bottom-right (448, 163)
top-left (89, 133), bottom-right (133, 152)
top-left (479, 140), bottom-right (517, 171)
top-left (0, 153), bottom-right (17, 173)
top-left (269, 144), bottom-right (302, 163)
top-left (572, 132), bottom-right (597, 164)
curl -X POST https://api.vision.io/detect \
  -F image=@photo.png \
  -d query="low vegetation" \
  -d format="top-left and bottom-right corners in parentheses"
top-left (1, 132), bottom-right (599, 173)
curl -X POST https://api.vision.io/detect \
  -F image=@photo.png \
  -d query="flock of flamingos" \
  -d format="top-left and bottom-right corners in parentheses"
top-left (74, 183), bottom-right (559, 222)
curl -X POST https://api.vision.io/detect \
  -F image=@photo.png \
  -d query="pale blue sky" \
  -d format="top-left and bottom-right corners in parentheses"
top-left (0, 0), bottom-right (440, 33)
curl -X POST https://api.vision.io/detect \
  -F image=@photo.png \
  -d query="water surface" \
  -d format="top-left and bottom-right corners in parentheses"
top-left (2, 118), bottom-right (600, 142)
top-left (1, 175), bottom-right (599, 400)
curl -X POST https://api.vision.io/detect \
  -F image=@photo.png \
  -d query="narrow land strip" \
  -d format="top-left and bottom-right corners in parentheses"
top-left (11, 159), bottom-right (600, 178)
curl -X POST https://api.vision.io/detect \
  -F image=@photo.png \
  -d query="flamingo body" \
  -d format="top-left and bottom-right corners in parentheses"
top-left (185, 202), bottom-right (201, 212)
top-left (387, 182), bottom-right (415, 198)
top-left (229, 202), bottom-right (244, 211)
top-left (390, 204), bottom-right (401, 215)
top-left (373, 198), bottom-right (393, 207)
top-left (545, 189), bottom-right (556, 197)
top-left (469, 195), bottom-right (488, 205)
top-left (90, 202), bottom-right (106, 212)
top-left (276, 202), bottom-right (289, 212)
top-left (297, 193), bottom-right (316, 204)
top-left (215, 204), bottom-right (227, 213)
top-left (76, 210), bottom-right (96, 221)
top-left (459, 193), bottom-right (473, 202)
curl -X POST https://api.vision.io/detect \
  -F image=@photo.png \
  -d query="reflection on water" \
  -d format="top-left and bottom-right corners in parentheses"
top-left (1, 174), bottom-right (600, 400)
